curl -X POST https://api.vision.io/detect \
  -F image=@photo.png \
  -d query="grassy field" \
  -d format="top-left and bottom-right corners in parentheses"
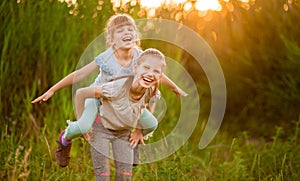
top-left (2, 118), bottom-right (299, 180)
top-left (1, 0), bottom-right (300, 180)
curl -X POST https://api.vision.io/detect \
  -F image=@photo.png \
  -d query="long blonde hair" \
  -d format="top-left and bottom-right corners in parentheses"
top-left (105, 14), bottom-right (141, 48)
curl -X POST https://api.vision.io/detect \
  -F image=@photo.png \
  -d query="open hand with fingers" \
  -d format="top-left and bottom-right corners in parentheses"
top-left (31, 90), bottom-right (55, 104)
top-left (129, 128), bottom-right (145, 149)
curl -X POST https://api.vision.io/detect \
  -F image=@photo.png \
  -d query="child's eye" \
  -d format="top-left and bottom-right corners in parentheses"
top-left (116, 28), bottom-right (124, 33)
top-left (154, 69), bottom-right (161, 74)
top-left (143, 66), bottom-right (150, 70)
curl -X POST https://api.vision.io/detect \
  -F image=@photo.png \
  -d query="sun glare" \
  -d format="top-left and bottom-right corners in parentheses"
top-left (136, 0), bottom-right (224, 17)
top-left (139, 0), bottom-right (223, 11)
top-left (61, 0), bottom-right (253, 18)
top-left (183, 2), bottom-right (193, 11)
top-left (140, 0), bottom-right (163, 9)
top-left (195, 0), bottom-right (222, 11)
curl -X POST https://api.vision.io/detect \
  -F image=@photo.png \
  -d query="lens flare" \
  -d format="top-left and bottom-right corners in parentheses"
top-left (140, 0), bottom-right (163, 9)
top-left (195, 0), bottom-right (222, 11)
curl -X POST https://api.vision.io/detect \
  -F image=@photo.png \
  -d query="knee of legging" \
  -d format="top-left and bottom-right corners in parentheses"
top-left (121, 172), bottom-right (132, 177)
top-left (116, 168), bottom-right (132, 177)
top-left (145, 117), bottom-right (158, 130)
top-left (142, 124), bottom-right (157, 135)
top-left (149, 120), bottom-right (158, 131)
top-left (78, 114), bottom-right (98, 132)
top-left (95, 172), bottom-right (110, 177)
top-left (150, 122), bottom-right (158, 131)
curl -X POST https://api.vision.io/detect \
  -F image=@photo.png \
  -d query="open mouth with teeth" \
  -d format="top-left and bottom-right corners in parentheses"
top-left (142, 76), bottom-right (154, 83)
top-left (122, 37), bottom-right (132, 42)
top-left (140, 75), bottom-right (157, 88)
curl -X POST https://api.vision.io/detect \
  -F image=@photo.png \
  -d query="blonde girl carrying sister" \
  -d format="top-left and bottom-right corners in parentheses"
top-left (81, 48), bottom-right (167, 180)
top-left (32, 14), bottom-right (187, 167)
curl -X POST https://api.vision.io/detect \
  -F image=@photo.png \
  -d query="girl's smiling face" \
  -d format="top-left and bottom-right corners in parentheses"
top-left (133, 56), bottom-right (164, 89)
top-left (112, 25), bottom-right (137, 50)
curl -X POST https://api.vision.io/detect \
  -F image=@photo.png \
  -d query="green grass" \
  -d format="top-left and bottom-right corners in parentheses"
top-left (1, 119), bottom-right (299, 180)
top-left (1, 0), bottom-right (300, 180)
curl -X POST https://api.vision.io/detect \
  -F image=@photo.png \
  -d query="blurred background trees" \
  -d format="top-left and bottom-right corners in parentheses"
top-left (1, 0), bottom-right (300, 137)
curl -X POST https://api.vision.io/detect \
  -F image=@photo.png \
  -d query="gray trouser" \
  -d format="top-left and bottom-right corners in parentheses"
top-left (90, 122), bottom-right (133, 181)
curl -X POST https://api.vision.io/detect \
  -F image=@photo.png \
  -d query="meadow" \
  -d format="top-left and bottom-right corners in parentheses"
top-left (1, 0), bottom-right (300, 180)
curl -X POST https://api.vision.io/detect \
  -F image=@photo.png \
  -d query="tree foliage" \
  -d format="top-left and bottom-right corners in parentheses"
top-left (1, 0), bottom-right (300, 136)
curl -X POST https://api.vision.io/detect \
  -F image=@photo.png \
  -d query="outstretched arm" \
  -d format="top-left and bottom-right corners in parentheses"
top-left (161, 73), bottom-right (188, 97)
top-left (31, 61), bottom-right (98, 104)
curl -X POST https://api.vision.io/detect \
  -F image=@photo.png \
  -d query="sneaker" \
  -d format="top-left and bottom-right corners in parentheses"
top-left (55, 131), bottom-right (72, 167)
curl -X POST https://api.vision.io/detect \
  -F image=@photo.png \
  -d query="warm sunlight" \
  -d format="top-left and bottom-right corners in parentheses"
top-left (140, 0), bottom-right (163, 9)
top-left (137, 0), bottom-right (224, 17)
top-left (60, 0), bottom-right (254, 18)
top-left (139, 0), bottom-right (223, 11)
top-left (195, 0), bottom-right (222, 11)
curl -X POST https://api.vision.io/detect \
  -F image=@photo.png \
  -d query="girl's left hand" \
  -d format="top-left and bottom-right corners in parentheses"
top-left (82, 131), bottom-right (94, 142)
top-left (129, 129), bottom-right (145, 149)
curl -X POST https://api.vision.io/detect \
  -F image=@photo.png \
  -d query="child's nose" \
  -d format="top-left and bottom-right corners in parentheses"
top-left (148, 72), bottom-right (155, 77)
top-left (124, 29), bottom-right (130, 34)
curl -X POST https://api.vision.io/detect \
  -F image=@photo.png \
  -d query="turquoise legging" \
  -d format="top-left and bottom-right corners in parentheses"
top-left (64, 98), bottom-right (158, 140)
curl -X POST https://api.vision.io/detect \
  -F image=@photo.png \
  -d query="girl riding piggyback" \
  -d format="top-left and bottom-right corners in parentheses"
top-left (32, 14), bottom-right (187, 167)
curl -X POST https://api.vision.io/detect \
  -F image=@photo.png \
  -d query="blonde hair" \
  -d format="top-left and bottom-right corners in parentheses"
top-left (136, 48), bottom-right (166, 95)
top-left (105, 14), bottom-right (141, 48)
top-left (136, 48), bottom-right (166, 72)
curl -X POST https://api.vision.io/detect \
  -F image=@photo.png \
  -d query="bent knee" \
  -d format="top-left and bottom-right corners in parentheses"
top-left (150, 123), bottom-right (158, 132)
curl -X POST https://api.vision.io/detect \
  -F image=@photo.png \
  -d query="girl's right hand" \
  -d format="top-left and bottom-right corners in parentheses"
top-left (129, 129), bottom-right (145, 149)
top-left (31, 90), bottom-right (54, 104)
